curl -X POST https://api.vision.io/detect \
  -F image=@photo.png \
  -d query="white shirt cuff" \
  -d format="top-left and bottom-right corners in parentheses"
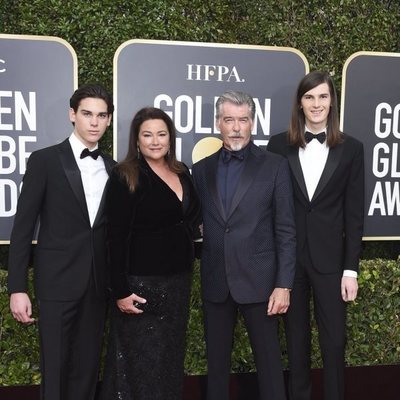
top-left (343, 269), bottom-right (358, 278)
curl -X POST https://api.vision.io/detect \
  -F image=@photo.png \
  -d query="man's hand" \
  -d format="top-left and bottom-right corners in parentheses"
top-left (341, 276), bottom-right (358, 302)
top-left (267, 288), bottom-right (290, 316)
top-left (10, 292), bottom-right (35, 324)
top-left (116, 293), bottom-right (147, 314)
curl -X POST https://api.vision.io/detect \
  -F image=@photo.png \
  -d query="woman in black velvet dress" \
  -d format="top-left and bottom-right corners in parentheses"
top-left (100, 107), bottom-right (200, 400)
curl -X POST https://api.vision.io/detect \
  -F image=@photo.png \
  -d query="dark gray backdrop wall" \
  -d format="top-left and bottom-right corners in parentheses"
top-left (0, 34), bottom-right (77, 242)
top-left (114, 40), bottom-right (308, 167)
top-left (341, 52), bottom-right (400, 240)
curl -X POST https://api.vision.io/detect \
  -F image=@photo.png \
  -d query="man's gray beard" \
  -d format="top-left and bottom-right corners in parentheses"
top-left (230, 143), bottom-right (243, 151)
top-left (228, 136), bottom-right (244, 151)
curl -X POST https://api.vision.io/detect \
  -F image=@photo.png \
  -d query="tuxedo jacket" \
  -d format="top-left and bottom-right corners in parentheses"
top-left (267, 132), bottom-right (364, 274)
top-left (192, 142), bottom-right (296, 304)
top-left (8, 138), bottom-right (116, 301)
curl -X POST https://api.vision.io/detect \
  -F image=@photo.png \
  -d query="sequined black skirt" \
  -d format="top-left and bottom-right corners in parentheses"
top-left (99, 271), bottom-right (192, 400)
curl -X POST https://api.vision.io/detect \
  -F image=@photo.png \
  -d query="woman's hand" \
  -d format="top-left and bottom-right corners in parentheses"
top-left (116, 293), bottom-right (147, 314)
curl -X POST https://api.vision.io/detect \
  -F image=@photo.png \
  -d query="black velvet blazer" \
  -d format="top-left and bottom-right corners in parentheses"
top-left (105, 158), bottom-right (200, 299)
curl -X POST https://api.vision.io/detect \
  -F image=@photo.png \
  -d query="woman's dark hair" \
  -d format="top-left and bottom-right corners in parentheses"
top-left (288, 71), bottom-right (343, 148)
top-left (116, 107), bottom-right (184, 192)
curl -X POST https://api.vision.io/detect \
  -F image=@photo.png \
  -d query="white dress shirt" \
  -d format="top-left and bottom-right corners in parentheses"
top-left (69, 133), bottom-right (109, 226)
top-left (299, 127), bottom-right (357, 278)
top-left (299, 128), bottom-right (329, 201)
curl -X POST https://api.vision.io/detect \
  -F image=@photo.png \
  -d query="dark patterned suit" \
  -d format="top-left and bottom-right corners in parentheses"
top-left (192, 141), bottom-right (296, 400)
top-left (8, 138), bottom-right (115, 400)
top-left (267, 132), bottom-right (364, 400)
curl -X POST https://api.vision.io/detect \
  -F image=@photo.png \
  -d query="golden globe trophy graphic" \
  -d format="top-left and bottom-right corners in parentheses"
top-left (192, 137), bottom-right (223, 164)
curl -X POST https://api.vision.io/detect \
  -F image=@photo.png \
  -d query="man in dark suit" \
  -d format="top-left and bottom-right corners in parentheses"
top-left (192, 90), bottom-right (296, 400)
top-left (8, 84), bottom-right (115, 400)
top-left (267, 71), bottom-right (364, 400)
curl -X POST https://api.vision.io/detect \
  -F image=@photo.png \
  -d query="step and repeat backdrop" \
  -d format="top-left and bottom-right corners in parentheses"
top-left (0, 34), bottom-right (77, 242)
top-left (341, 52), bottom-right (400, 239)
top-left (0, 34), bottom-right (399, 241)
top-left (113, 40), bottom-right (307, 166)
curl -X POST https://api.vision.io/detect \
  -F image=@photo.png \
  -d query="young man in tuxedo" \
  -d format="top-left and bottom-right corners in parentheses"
top-left (267, 71), bottom-right (364, 400)
top-left (192, 90), bottom-right (296, 400)
top-left (8, 84), bottom-right (115, 400)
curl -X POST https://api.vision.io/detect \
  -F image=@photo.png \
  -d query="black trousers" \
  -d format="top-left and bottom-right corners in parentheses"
top-left (285, 252), bottom-right (346, 400)
top-left (204, 293), bottom-right (286, 400)
top-left (37, 275), bottom-right (106, 400)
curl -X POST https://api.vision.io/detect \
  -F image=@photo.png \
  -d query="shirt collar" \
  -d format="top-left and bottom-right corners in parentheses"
top-left (305, 125), bottom-right (327, 135)
top-left (69, 132), bottom-right (99, 161)
top-left (220, 142), bottom-right (251, 160)
top-left (304, 126), bottom-right (328, 147)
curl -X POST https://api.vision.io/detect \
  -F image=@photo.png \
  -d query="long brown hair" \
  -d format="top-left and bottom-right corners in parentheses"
top-left (116, 107), bottom-right (184, 192)
top-left (288, 71), bottom-right (343, 148)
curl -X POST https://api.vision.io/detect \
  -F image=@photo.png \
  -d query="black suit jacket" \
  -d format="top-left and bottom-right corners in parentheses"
top-left (192, 142), bottom-right (296, 304)
top-left (267, 132), bottom-right (364, 274)
top-left (8, 138), bottom-right (116, 300)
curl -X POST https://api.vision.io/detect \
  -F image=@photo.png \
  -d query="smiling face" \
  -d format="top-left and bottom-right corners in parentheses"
top-left (300, 82), bottom-right (331, 132)
top-left (69, 97), bottom-right (111, 149)
top-left (137, 118), bottom-right (170, 162)
top-left (217, 102), bottom-right (253, 151)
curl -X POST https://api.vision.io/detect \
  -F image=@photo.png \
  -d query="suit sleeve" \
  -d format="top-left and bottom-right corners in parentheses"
top-left (8, 151), bottom-right (47, 294)
top-left (266, 134), bottom-right (277, 153)
top-left (191, 163), bottom-right (204, 260)
top-left (272, 157), bottom-right (296, 288)
top-left (343, 141), bottom-right (364, 272)
top-left (105, 170), bottom-right (136, 299)
top-left (266, 134), bottom-right (284, 157)
top-left (181, 165), bottom-right (202, 240)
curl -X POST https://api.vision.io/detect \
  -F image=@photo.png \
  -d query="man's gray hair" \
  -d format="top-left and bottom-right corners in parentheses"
top-left (215, 90), bottom-right (256, 121)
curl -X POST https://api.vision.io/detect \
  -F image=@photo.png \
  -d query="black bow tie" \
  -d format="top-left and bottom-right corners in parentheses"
top-left (221, 147), bottom-right (245, 163)
top-left (80, 148), bottom-right (101, 160)
top-left (305, 131), bottom-right (326, 144)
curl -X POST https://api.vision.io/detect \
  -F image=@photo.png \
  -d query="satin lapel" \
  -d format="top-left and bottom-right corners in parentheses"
top-left (287, 145), bottom-right (309, 202)
top-left (311, 143), bottom-right (344, 202)
top-left (205, 150), bottom-right (226, 220)
top-left (93, 155), bottom-right (115, 227)
top-left (226, 143), bottom-right (262, 219)
top-left (57, 139), bottom-right (90, 223)
top-left (93, 183), bottom-right (107, 227)
top-left (103, 155), bottom-right (115, 175)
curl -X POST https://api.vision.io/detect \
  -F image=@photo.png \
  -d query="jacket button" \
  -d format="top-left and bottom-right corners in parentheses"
top-left (225, 228), bottom-right (230, 233)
